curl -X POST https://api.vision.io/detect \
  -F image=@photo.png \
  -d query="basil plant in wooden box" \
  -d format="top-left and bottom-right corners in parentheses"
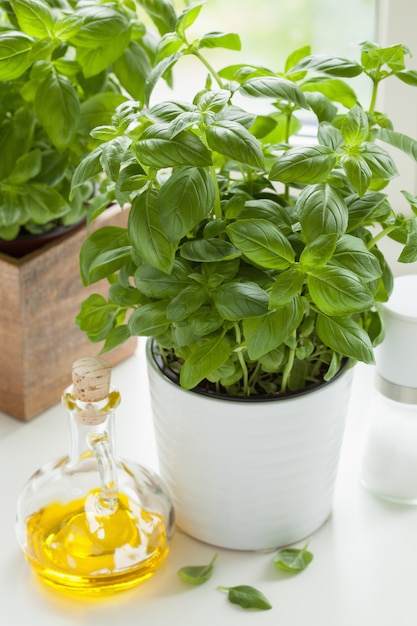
top-left (0, 0), bottom-right (174, 242)
top-left (74, 2), bottom-right (417, 398)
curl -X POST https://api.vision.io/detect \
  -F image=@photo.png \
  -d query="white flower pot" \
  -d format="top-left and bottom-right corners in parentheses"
top-left (147, 340), bottom-right (353, 550)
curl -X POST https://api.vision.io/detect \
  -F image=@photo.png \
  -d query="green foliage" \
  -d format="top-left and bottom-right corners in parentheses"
top-left (0, 0), bottom-right (170, 240)
top-left (73, 3), bottom-right (417, 397)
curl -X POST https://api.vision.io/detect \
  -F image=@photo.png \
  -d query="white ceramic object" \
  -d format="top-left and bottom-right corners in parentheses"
top-left (360, 275), bottom-right (417, 503)
top-left (147, 340), bottom-right (353, 550)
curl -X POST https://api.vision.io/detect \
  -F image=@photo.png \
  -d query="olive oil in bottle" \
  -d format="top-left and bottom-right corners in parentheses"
top-left (16, 357), bottom-right (174, 594)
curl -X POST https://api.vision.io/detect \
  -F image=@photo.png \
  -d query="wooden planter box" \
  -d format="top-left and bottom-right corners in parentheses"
top-left (0, 207), bottom-right (136, 421)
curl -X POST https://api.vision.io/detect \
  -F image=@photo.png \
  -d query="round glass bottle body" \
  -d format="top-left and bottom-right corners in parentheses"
top-left (16, 385), bottom-right (174, 594)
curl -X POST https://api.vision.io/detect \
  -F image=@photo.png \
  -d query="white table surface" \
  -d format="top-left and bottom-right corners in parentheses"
top-left (1, 342), bottom-right (417, 626)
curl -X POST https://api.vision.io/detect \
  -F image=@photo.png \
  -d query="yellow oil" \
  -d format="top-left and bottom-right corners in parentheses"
top-left (24, 488), bottom-right (170, 594)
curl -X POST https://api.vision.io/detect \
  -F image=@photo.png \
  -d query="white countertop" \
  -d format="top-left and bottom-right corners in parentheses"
top-left (2, 342), bottom-right (417, 626)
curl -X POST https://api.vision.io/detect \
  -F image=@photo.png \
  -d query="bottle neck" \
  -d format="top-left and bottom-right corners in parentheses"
top-left (62, 386), bottom-right (121, 466)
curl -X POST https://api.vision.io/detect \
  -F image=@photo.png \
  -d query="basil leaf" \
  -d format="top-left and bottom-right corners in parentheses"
top-left (128, 189), bottom-right (176, 273)
top-left (76, 294), bottom-right (118, 343)
top-left (34, 71), bottom-right (80, 150)
top-left (180, 238), bottom-right (241, 262)
top-left (101, 325), bottom-right (131, 354)
top-left (269, 267), bottom-right (305, 306)
top-left (134, 125), bottom-right (212, 168)
top-left (205, 120), bottom-right (264, 168)
top-left (308, 266), bottom-right (374, 315)
top-left (134, 260), bottom-right (191, 298)
top-left (316, 314), bottom-right (375, 363)
top-left (128, 301), bottom-right (170, 337)
top-left (177, 553), bottom-right (217, 585)
top-left (175, 3), bottom-right (203, 38)
top-left (214, 282), bottom-right (269, 321)
top-left (274, 541), bottom-right (314, 573)
top-left (240, 75), bottom-right (309, 109)
top-left (217, 585), bottom-right (272, 611)
top-left (269, 145), bottom-right (336, 184)
top-left (244, 296), bottom-right (304, 359)
top-left (198, 31), bottom-right (241, 51)
top-left (296, 184), bottom-right (348, 242)
top-left (79, 226), bottom-right (132, 285)
top-left (11, 0), bottom-right (54, 38)
top-left (0, 31), bottom-right (33, 80)
top-left (158, 167), bottom-right (216, 240)
top-left (226, 219), bottom-right (295, 269)
top-left (180, 335), bottom-right (231, 389)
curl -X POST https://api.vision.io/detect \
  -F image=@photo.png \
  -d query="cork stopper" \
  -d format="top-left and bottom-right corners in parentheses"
top-left (72, 357), bottom-right (112, 403)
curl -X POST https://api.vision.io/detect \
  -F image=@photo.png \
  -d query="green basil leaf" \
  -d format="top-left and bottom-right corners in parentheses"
top-left (396, 69), bottom-right (417, 87)
top-left (346, 192), bottom-right (390, 231)
top-left (21, 183), bottom-right (69, 223)
top-left (217, 585), bottom-right (272, 611)
top-left (99, 137), bottom-right (130, 182)
top-left (134, 125), bottom-right (212, 168)
top-left (69, 6), bottom-right (129, 48)
top-left (34, 71), bottom-right (80, 150)
top-left (108, 283), bottom-right (142, 307)
top-left (134, 260), bottom-right (192, 298)
top-left (8, 149), bottom-right (41, 184)
top-left (180, 335), bottom-right (232, 389)
top-left (296, 184), bottom-right (348, 242)
top-left (76, 294), bottom-right (118, 343)
top-left (269, 145), bottom-right (336, 184)
top-left (177, 553), bottom-right (217, 585)
top-left (240, 76), bottom-right (309, 109)
top-left (205, 120), bottom-right (264, 168)
top-left (317, 122), bottom-right (344, 151)
top-left (361, 142), bottom-right (398, 179)
top-left (181, 238), bottom-right (241, 262)
top-left (71, 146), bottom-right (103, 197)
top-left (174, 306), bottom-right (224, 345)
top-left (285, 45), bottom-right (311, 73)
top-left (373, 127), bottom-right (417, 161)
top-left (128, 301), bottom-right (170, 337)
top-left (76, 30), bottom-right (130, 77)
top-left (226, 219), bottom-right (295, 269)
top-left (0, 31), bottom-right (33, 80)
top-left (214, 282), bottom-right (269, 321)
top-left (79, 226), bottom-right (132, 284)
top-left (301, 77), bottom-right (358, 108)
top-left (113, 41), bottom-right (152, 101)
top-left (158, 167), bottom-right (215, 240)
top-left (139, 0), bottom-right (177, 35)
top-left (11, 0), bottom-right (54, 38)
top-left (398, 216), bottom-right (417, 263)
top-left (329, 235), bottom-right (382, 282)
top-left (100, 324), bottom-right (131, 354)
top-left (175, 2), bottom-right (203, 38)
top-left (341, 154), bottom-right (372, 196)
top-left (128, 189), bottom-right (176, 273)
top-left (244, 296), bottom-right (304, 359)
top-left (316, 314), bottom-right (375, 363)
top-left (166, 284), bottom-right (207, 322)
top-left (341, 105), bottom-right (369, 146)
top-left (292, 54), bottom-right (363, 77)
top-left (308, 266), bottom-right (374, 315)
top-left (299, 233), bottom-right (338, 270)
top-left (274, 541), bottom-right (314, 573)
top-left (269, 267), bottom-right (305, 307)
top-left (198, 31), bottom-right (241, 51)
top-left (144, 53), bottom-right (183, 106)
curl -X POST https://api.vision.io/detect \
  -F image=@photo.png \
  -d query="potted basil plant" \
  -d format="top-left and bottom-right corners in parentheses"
top-left (0, 0), bottom-right (177, 421)
top-left (0, 0), bottom-right (176, 251)
top-left (72, 1), bottom-right (417, 549)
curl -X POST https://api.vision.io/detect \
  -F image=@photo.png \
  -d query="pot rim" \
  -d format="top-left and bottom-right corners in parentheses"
top-left (146, 338), bottom-right (352, 404)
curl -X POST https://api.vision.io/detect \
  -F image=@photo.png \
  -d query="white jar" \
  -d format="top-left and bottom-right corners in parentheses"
top-left (360, 275), bottom-right (417, 503)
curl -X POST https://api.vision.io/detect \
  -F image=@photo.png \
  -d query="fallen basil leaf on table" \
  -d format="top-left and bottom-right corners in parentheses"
top-left (177, 553), bottom-right (218, 584)
top-left (274, 540), bottom-right (313, 573)
top-left (217, 585), bottom-right (272, 610)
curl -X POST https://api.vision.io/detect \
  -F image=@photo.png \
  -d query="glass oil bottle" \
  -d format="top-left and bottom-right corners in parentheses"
top-left (16, 357), bottom-right (175, 594)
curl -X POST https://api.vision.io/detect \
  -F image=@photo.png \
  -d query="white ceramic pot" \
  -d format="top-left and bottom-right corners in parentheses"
top-left (147, 340), bottom-right (353, 550)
